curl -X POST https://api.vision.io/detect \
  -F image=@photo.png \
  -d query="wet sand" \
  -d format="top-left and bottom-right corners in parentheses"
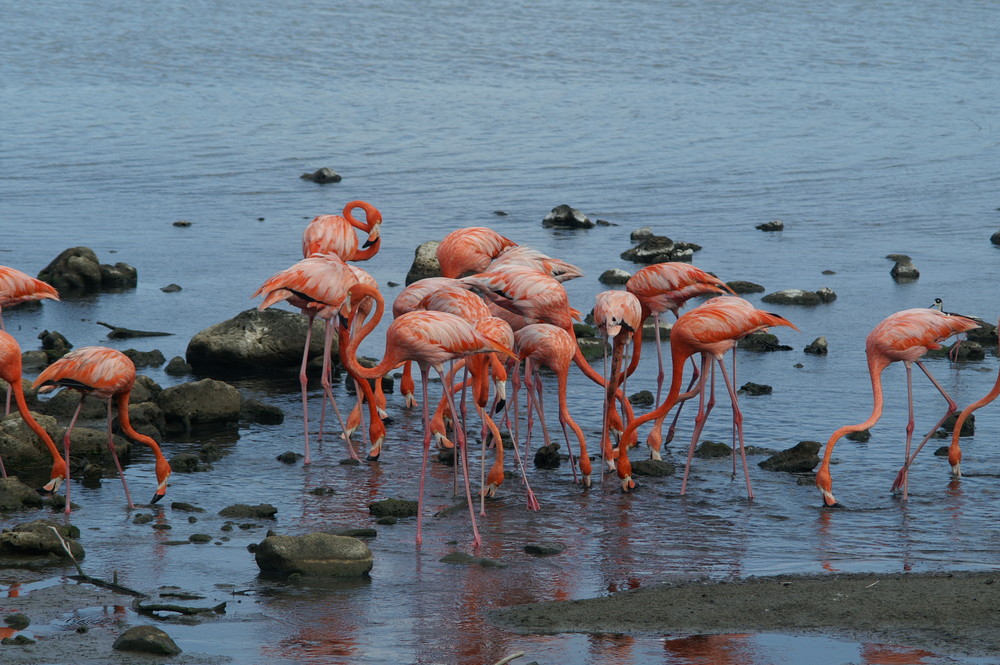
top-left (491, 570), bottom-right (1000, 659)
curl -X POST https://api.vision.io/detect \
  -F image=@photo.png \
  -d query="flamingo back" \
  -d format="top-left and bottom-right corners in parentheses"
top-left (488, 245), bottom-right (583, 282)
top-left (418, 285), bottom-right (492, 321)
top-left (302, 215), bottom-right (358, 260)
top-left (460, 266), bottom-right (578, 329)
top-left (868, 308), bottom-right (980, 362)
top-left (672, 296), bottom-right (797, 356)
top-left (514, 323), bottom-right (576, 369)
top-left (437, 227), bottom-right (517, 278)
top-left (389, 311), bottom-right (516, 368)
top-left (626, 262), bottom-right (732, 315)
top-left (392, 278), bottom-right (458, 318)
top-left (254, 255), bottom-right (358, 319)
top-left (0, 266), bottom-right (60, 308)
top-left (34, 346), bottom-right (136, 399)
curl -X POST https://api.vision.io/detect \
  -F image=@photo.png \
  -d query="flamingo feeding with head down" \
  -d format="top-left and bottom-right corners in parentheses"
top-left (947, 317), bottom-right (1000, 477)
top-left (302, 200), bottom-right (383, 262)
top-left (338, 282), bottom-right (517, 549)
top-left (436, 227), bottom-right (517, 279)
top-left (33, 346), bottom-right (172, 509)
top-left (0, 266), bottom-right (60, 415)
top-left (0, 331), bottom-right (67, 500)
top-left (816, 307), bottom-right (980, 507)
top-left (619, 296), bottom-right (797, 498)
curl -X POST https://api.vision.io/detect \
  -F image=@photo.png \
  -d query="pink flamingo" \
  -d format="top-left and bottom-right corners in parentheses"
top-left (948, 317), bottom-right (1000, 477)
top-left (338, 282), bottom-right (517, 549)
top-left (619, 297), bottom-right (797, 498)
top-left (0, 331), bottom-right (67, 496)
top-left (0, 266), bottom-right (60, 415)
top-left (436, 227), bottom-right (517, 279)
top-left (302, 200), bottom-right (382, 262)
top-left (593, 290), bottom-right (642, 489)
top-left (33, 346), bottom-right (172, 509)
top-left (816, 307), bottom-right (979, 506)
top-left (625, 262), bottom-right (735, 456)
top-left (392, 277), bottom-right (462, 408)
top-left (514, 323), bottom-right (591, 489)
top-left (253, 253), bottom-right (365, 463)
top-left (487, 245), bottom-right (583, 283)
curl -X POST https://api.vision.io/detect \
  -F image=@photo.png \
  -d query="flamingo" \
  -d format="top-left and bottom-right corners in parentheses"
top-left (947, 317), bottom-right (1000, 477)
top-left (0, 266), bottom-right (60, 415)
top-left (593, 290), bottom-right (642, 489)
top-left (436, 227), bottom-right (516, 279)
top-left (392, 277), bottom-right (462, 408)
top-left (816, 307), bottom-right (980, 506)
top-left (252, 253), bottom-right (364, 463)
top-left (619, 296), bottom-right (797, 498)
top-left (514, 323), bottom-right (592, 488)
top-left (338, 282), bottom-right (517, 549)
top-left (487, 245), bottom-right (583, 283)
top-left (302, 200), bottom-right (382, 262)
top-left (625, 262), bottom-right (735, 456)
top-left (32, 346), bottom-right (172, 509)
top-left (459, 265), bottom-right (635, 433)
top-left (0, 331), bottom-right (67, 498)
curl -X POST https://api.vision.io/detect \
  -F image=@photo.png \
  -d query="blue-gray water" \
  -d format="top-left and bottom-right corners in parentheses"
top-left (3, 1), bottom-right (1000, 663)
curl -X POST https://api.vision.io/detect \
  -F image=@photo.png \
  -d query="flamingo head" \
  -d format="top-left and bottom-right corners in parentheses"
top-left (151, 457), bottom-right (171, 504)
top-left (948, 445), bottom-right (962, 478)
top-left (814, 465), bottom-right (838, 507)
top-left (366, 421), bottom-right (387, 461)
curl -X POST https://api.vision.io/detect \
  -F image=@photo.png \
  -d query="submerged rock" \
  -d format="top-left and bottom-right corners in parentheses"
top-left (631, 459), bottom-right (675, 477)
top-left (255, 533), bottom-right (373, 577)
top-left (758, 440), bottom-right (821, 473)
top-left (726, 280), bottom-right (765, 294)
top-left (761, 288), bottom-right (836, 306)
top-left (542, 204), bottom-right (594, 229)
top-left (533, 442), bottom-right (561, 469)
top-left (803, 336), bottom-right (829, 355)
top-left (157, 378), bottom-right (242, 433)
top-left (890, 259), bottom-right (920, 282)
top-left (186, 308), bottom-right (328, 372)
top-left (368, 498), bottom-right (418, 518)
top-left (756, 219), bottom-right (784, 231)
top-left (38, 247), bottom-right (137, 294)
top-left (299, 167), bottom-right (342, 184)
top-left (0, 519), bottom-right (84, 558)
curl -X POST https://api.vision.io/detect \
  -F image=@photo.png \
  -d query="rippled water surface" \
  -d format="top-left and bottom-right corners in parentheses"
top-left (3, 1), bottom-right (1000, 663)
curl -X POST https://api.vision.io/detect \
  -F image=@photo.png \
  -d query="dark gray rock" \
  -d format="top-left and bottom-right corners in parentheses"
top-left (168, 453), bottom-right (207, 473)
top-left (726, 280), bottom-right (765, 294)
top-left (524, 542), bottom-right (566, 556)
top-left (164, 356), bottom-right (193, 376)
top-left (756, 219), bottom-right (784, 231)
top-left (157, 378), bottom-right (242, 433)
top-left (405, 240), bottom-right (443, 285)
top-left (440, 551), bottom-right (507, 568)
top-left (737, 382), bottom-right (772, 396)
top-left (0, 478), bottom-right (45, 511)
top-left (891, 260), bottom-right (920, 282)
top-left (542, 204), bottom-right (594, 229)
top-left (737, 332), bottom-right (793, 352)
top-left (761, 289), bottom-right (827, 306)
top-left (533, 442), bottom-right (561, 469)
top-left (123, 349), bottom-right (166, 368)
top-left (758, 440), bottom-right (821, 473)
top-left (695, 441), bottom-right (731, 458)
top-left (631, 458), bottom-right (676, 477)
top-left (0, 519), bottom-right (84, 558)
top-left (804, 336), bottom-right (829, 355)
top-left (368, 498), bottom-right (418, 518)
top-left (846, 429), bottom-right (870, 442)
top-left (241, 398), bottom-right (284, 425)
top-left (598, 269), bottom-right (631, 285)
top-left (186, 308), bottom-right (328, 372)
top-left (38, 329), bottom-right (72, 363)
top-left (0, 411), bottom-right (62, 471)
top-left (255, 533), bottom-right (373, 577)
top-left (3, 613), bottom-right (29, 629)
top-left (300, 167), bottom-right (342, 184)
top-left (38, 247), bottom-right (137, 294)
top-left (160, 283), bottom-right (182, 292)
top-left (629, 390), bottom-right (654, 407)
top-left (113, 625), bottom-right (182, 655)
top-left (219, 503), bottom-right (277, 519)
top-left (620, 235), bottom-right (674, 264)
top-left (630, 226), bottom-right (654, 242)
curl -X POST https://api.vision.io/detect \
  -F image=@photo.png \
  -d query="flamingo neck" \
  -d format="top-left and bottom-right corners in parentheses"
top-left (11, 383), bottom-right (61, 459)
top-left (115, 392), bottom-right (165, 460)
top-left (821, 356), bottom-right (889, 466)
top-left (339, 283), bottom-right (392, 380)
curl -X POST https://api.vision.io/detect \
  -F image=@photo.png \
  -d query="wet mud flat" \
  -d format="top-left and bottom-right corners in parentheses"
top-left (491, 570), bottom-right (1000, 659)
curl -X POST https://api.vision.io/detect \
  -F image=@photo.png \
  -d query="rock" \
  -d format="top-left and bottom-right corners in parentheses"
top-left (737, 382), bottom-right (772, 396)
top-left (737, 332), bottom-right (792, 352)
top-left (572, 322), bottom-right (597, 338)
top-left (219, 504), bottom-right (277, 519)
top-left (168, 453), bottom-right (206, 473)
top-left (0, 519), bottom-right (84, 558)
top-left (695, 441), bottom-right (731, 458)
top-left (761, 289), bottom-right (827, 306)
top-left (524, 542), bottom-right (566, 556)
top-left (172, 220), bottom-right (192, 228)
top-left (885, 253), bottom-right (911, 263)
top-left (620, 235), bottom-right (677, 264)
top-left (965, 318), bottom-right (998, 348)
top-left (629, 390), bottom-right (654, 407)
top-left (598, 269), bottom-right (631, 285)
top-left (758, 440), bottom-right (821, 473)
top-left (3, 613), bottom-right (29, 629)
top-left (939, 412), bottom-right (975, 437)
top-left (575, 337), bottom-right (605, 362)
top-left (0, 478), bottom-right (45, 511)
top-left (170, 502), bottom-right (205, 513)
top-left (187, 308), bottom-right (328, 372)
top-left (630, 459), bottom-right (675, 477)
top-left (276, 451), bottom-right (302, 464)
top-left (927, 340), bottom-right (985, 362)
top-left (157, 378), bottom-right (242, 433)
top-left (241, 398), bottom-right (284, 425)
top-left (726, 280), bottom-right (765, 294)
top-left (161, 283), bottom-right (182, 292)
top-left (126, 402), bottom-right (166, 440)
top-left (542, 204), bottom-right (594, 229)
top-left (533, 442), bottom-right (561, 469)
top-left (404, 240), bottom-right (442, 285)
top-left (991, 231), bottom-right (1000, 246)
top-left (112, 625), bottom-right (182, 655)
top-left (189, 533), bottom-right (212, 543)
top-left (255, 533), bottom-right (373, 577)
top-left (846, 429), bottom-right (870, 442)
top-left (299, 167), bottom-right (342, 184)
top-left (164, 356), bottom-right (193, 376)
top-left (630, 226), bottom-right (654, 241)
top-left (756, 219), bottom-right (784, 231)
top-left (368, 498), bottom-right (418, 518)
top-left (38, 247), bottom-right (137, 294)
top-left (38, 329), bottom-right (72, 363)
top-left (890, 260), bottom-right (920, 282)
top-left (642, 318), bottom-right (671, 341)
top-left (804, 336), bottom-right (829, 355)
top-left (123, 349), bottom-right (166, 368)
top-left (0, 411), bottom-right (62, 471)
top-left (440, 551), bottom-right (507, 568)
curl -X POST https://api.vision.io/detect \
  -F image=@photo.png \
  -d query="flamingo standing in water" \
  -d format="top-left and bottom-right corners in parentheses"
top-left (33, 346), bottom-right (172, 509)
top-left (619, 296), bottom-right (797, 498)
top-left (593, 290), bottom-right (642, 490)
top-left (338, 282), bottom-right (517, 549)
top-left (625, 262), bottom-right (735, 456)
top-left (514, 323), bottom-right (591, 489)
top-left (302, 200), bottom-right (383, 262)
top-left (816, 307), bottom-right (979, 506)
top-left (436, 227), bottom-right (516, 279)
top-left (0, 331), bottom-right (67, 496)
top-left (947, 318), bottom-right (1000, 477)
top-left (0, 266), bottom-right (60, 415)
top-left (392, 277), bottom-right (461, 409)
top-left (253, 253), bottom-right (365, 463)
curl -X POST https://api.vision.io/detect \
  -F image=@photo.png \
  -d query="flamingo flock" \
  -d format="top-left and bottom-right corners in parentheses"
top-left (0, 199), bottom-right (997, 549)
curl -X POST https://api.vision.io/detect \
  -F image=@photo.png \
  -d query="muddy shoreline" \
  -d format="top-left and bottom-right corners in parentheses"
top-left (490, 570), bottom-right (1000, 659)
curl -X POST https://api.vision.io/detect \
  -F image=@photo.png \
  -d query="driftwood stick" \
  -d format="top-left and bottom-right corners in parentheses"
top-left (133, 600), bottom-right (227, 616)
top-left (47, 526), bottom-right (149, 598)
top-left (97, 321), bottom-right (172, 338)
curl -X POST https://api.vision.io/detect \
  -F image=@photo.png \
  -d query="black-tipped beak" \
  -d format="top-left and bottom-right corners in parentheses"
top-left (494, 398), bottom-right (506, 414)
top-left (366, 452), bottom-right (380, 462)
top-left (339, 312), bottom-right (350, 329)
top-left (150, 493), bottom-right (165, 505)
top-left (36, 487), bottom-right (53, 497)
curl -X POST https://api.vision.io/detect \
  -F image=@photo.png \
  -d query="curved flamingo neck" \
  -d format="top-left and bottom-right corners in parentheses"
top-left (625, 344), bottom-right (691, 438)
top-left (339, 283), bottom-right (393, 380)
top-left (10, 382), bottom-right (61, 460)
top-left (951, 366), bottom-right (1000, 446)
top-left (343, 201), bottom-right (378, 231)
top-left (115, 392), bottom-right (165, 460)
top-left (821, 355), bottom-right (890, 465)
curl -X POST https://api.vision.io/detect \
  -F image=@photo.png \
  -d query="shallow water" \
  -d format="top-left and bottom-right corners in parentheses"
top-left (4, 0), bottom-right (1000, 663)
